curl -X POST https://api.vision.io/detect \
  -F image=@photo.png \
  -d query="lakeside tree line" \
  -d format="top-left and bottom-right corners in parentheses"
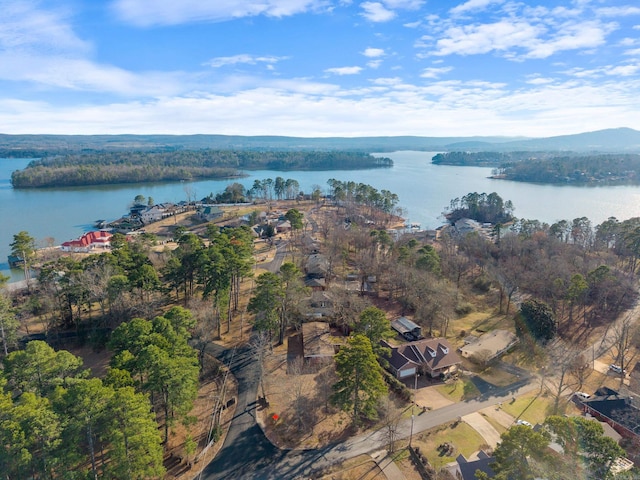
top-left (10, 150), bottom-right (393, 188)
top-left (497, 153), bottom-right (640, 185)
top-left (433, 151), bottom-right (640, 186)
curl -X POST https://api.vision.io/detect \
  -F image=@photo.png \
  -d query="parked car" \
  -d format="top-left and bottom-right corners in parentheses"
top-left (516, 419), bottom-right (533, 428)
top-left (609, 364), bottom-right (626, 375)
top-left (574, 392), bottom-right (591, 401)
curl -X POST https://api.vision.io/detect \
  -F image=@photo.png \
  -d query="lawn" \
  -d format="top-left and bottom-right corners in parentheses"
top-left (436, 378), bottom-right (480, 402)
top-left (501, 390), bottom-right (555, 425)
top-left (412, 421), bottom-right (486, 471)
top-left (477, 366), bottom-right (518, 387)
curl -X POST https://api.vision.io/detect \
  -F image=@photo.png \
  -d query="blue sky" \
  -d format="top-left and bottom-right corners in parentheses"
top-left (1, 0), bottom-right (640, 137)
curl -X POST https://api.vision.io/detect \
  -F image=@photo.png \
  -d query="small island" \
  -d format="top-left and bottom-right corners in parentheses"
top-left (10, 150), bottom-right (393, 188)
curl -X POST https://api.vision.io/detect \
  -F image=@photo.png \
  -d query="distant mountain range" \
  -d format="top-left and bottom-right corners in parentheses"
top-left (1, 127), bottom-right (640, 155)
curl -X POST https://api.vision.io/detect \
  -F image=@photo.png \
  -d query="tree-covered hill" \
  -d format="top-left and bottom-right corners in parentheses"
top-left (10, 150), bottom-right (393, 188)
top-left (497, 153), bottom-right (640, 185)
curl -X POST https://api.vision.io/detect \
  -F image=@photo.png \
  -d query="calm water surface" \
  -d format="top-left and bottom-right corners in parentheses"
top-left (3, 151), bottom-right (640, 280)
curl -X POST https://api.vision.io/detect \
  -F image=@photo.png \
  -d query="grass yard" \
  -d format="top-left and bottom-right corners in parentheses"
top-left (436, 378), bottom-right (480, 402)
top-left (477, 366), bottom-right (518, 387)
top-left (412, 421), bottom-right (486, 471)
top-left (501, 390), bottom-right (554, 425)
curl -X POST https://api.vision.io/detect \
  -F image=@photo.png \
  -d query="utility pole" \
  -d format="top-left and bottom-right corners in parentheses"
top-left (409, 405), bottom-right (415, 448)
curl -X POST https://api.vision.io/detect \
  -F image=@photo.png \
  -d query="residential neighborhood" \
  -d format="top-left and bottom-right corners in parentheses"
top-left (4, 186), bottom-right (640, 480)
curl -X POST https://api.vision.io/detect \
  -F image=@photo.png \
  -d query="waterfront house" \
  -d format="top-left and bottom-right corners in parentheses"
top-left (199, 205), bottom-right (224, 222)
top-left (61, 231), bottom-right (112, 253)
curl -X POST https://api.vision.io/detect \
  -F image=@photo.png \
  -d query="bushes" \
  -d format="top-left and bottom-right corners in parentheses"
top-left (455, 302), bottom-right (474, 316)
top-left (382, 369), bottom-right (412, 402)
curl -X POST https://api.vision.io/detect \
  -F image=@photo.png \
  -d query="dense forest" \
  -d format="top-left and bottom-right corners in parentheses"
top-left (495, 154), bottom-right (640, 185)
top-left (10, 150), bottom-right (393, 188)
top-left (444, 191), bottom-right (515, 224)
top-left (434, 151), bottom-right (640, 186)
top-left (431, 151), bottom-right (567, 167)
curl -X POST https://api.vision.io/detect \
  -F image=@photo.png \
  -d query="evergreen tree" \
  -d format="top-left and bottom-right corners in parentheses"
top-left (331, 334), bottom-right (387, 424)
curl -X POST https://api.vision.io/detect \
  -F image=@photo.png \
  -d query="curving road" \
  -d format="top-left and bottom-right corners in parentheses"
top-left (198, 337), bottom-right (537, 480)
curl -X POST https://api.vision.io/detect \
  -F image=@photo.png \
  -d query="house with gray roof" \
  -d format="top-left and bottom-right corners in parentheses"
top-left (382, 338), bottom-right (461, 380)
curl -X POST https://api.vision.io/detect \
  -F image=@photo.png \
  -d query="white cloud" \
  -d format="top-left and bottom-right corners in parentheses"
top-left (434, 20), bottom-right (542, 56)
top-left (371, 77), bottom-right (402, 85)
top-left (526, 77), bottom-right (554, 85)
top-left (619, 38), bottom-right (638, 46)
top-left (0, 1), bottom-right (197, 96)
top-left (363, 47), bottom-right (385, 57)
top-left (450, 0), bottom-right (503, 15)
top-left (0, 1), bottom-right (89, 54)
top-left (431, 17), bottom-right (614, 60)
top-left (605, 64), bottom-right (640, 76)
top-left (367, 60), bottom-right (383, 68)
top-left (596, 6), bottom-right (640, 17)
top-left (381, 0), bottom-right (423, 8)
top-left (112, 0), bottom-right (330, 26)
top-left (325, 66), bottom-right (363, 75)
top-left (360, 2), bottom-right (395, 22)
top-left (563, 62), bottom-right (640, 78)
top-left (524, 21), bottom-right (613, 59)
top-left (4, 75), bottom-right (640, 137)
top-left (205, 54), bottom-right (286, 68)
top-left (420, 66), bottom-right (453, 78)
top-left (0, 52), bottom-right (191, 96)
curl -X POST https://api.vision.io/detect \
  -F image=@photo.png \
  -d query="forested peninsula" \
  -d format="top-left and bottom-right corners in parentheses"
top-left (433, 151), bottom-right (640, 186)
top-left (10, 150), bottom-right (393, 188)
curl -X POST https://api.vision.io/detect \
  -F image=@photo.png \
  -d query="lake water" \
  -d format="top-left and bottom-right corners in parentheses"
top-left (3, 151), bottom-right (640, 281)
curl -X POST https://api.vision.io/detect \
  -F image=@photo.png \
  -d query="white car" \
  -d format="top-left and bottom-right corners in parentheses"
top-left (516, 419), bottom-right (533, 428)
top-left (574, 392), bottom-right (591, 401)
top-left (609, 364), bottom-right (626, 375)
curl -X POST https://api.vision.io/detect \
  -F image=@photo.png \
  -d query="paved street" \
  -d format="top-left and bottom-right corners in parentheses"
top-left (197, 340), bottom-right (538, 480)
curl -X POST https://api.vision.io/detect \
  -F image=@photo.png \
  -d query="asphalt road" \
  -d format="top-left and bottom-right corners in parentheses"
top-left (198, 338), bottom-right (538, 480)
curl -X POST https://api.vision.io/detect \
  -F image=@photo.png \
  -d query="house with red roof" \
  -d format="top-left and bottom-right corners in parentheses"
top-left (60, 231), bottom-right (113, 253)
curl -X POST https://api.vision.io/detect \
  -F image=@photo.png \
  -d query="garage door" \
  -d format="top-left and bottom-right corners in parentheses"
top-left (399, 367), bottom-right (416, 378)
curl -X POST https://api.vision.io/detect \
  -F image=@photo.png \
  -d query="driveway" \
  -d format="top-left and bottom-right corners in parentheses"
top-left (413, 385), bottom-right (454, 410)
top-left (462, 412), bottom-right (501, 448)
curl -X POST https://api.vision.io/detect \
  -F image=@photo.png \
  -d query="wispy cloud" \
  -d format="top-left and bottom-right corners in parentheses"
top-left (325, 66), bottom-right (363, 75)
top-left (1, 0), bottom-right (89, 54)
top-left (0, 1), bottom-right (191, 96)
top-left (431, 16), bottom-right (614, 60)
top-left (112, 0), bottom-right (331, 26)
top-left (420, 66), bottom-right (452, 78)
top-left (596, 6), bottom-right (640, 17)
top-left (433, 20), bottom-right (542, 56)
top-left (7, 76), bottom-right (640, 137)
top-left (382, 0), bottom-right (424, 8)
top-left (450, 0), bottom-right (504, 16)
top-left (205, 54), bottom-right (286, 68)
